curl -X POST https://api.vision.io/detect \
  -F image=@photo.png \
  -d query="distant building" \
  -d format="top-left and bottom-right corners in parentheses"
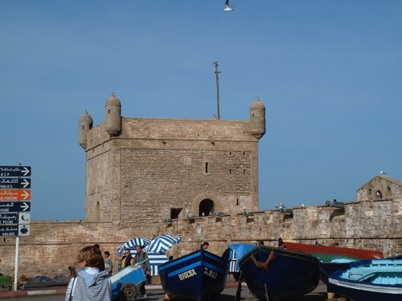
top-left (357, 175), bottom-right (402, 201)
top-left (79, 94), bottom-right (266, 231)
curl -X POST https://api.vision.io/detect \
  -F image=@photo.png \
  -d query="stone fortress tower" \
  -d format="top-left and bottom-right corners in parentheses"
top-left (79, 94), bottom-right (266, 233)
top-left (3, 93), bottom-right (402, 279)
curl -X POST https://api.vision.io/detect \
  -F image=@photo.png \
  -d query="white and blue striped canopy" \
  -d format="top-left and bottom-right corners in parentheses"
top-left (117, 237), bottom-right (152, 256)
top-left (145, 234), bottom-right (182, 254)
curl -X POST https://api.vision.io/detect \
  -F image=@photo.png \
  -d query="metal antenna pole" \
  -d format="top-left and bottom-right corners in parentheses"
top-left (213, 61), bottom-right (221, 120)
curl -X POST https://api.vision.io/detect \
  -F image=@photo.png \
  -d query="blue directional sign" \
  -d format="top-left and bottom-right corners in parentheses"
top-left (0, 178), bottom-right (31, 189)
top-left (0, 225), bottom-right (30, 237)
top-left (0, 225), bottom-right (18, 236)
top-left (0, 201), bottom-right (31, 213)
top-left (0, 166), bottom-right (31, 177)
top-left (0, 212), bottom-right (30, 224)
top-left (0, 213), bottom-right (18, 224)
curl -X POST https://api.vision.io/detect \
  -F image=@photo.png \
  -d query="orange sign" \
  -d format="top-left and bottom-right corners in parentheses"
top-left (0, 190), bottom-right (31, 201)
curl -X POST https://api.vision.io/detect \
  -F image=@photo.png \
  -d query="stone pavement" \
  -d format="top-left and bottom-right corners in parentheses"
top-left (0, 283), bottom-right (168, 299)
top-left (0, 282), bottom-right (329, 300)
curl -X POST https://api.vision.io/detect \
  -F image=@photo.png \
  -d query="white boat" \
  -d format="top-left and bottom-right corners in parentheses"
top-left (328, 259), bottom-right (402, 301)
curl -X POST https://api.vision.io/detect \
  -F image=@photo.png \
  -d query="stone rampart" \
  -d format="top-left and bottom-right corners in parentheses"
top-left (1, 198), bottom-right (402, 278)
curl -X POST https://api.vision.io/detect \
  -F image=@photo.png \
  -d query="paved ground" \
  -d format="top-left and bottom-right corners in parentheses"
top-left (0, 282), bottom-right (331, 300)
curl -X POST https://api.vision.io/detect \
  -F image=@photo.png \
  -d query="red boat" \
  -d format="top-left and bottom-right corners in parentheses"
top-left (283, 241), bottom-right (384, 261)
top-left (281, 241), bottom-right (384, 285)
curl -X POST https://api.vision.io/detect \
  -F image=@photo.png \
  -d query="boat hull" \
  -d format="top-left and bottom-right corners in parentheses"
top-left (238, 246), bottom-right (320, 301)
top-left (158, 248), bottom-right (229, 301)
top-left (283, 241), bottom-right (383, 285)
top-left (328, 259), bottom-right (402, 301)
top-left (319, 260), bottom-right (353, 285)
top-left (283, 241), bottom-right (383, 262)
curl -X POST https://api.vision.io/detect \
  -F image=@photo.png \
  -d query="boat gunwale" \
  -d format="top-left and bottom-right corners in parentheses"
top-left (238, 245), bottom-right (320, 266)
top-left (284, 242), bottom-right (384, 260)
top-left (329, 275), bottom-right (402, 294)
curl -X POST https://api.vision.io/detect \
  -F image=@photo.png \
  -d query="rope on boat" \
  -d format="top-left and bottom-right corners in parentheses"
top-left (251, 250), bottom-right (275, 270)
top-left (250, 249), bottom-right (271, 301)
top-left (319, 265), bottom-right (330, 278)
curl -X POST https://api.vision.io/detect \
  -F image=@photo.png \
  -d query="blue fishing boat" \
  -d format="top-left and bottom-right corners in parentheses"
top-left (328, 259), bottom-right (402, 301)
top-left (158, 247), bottom-right (229, 301)
top-left (319, 258), bottom-right (355, 285)
top-left (226, 243), bottom-right (256, 279)
top-left (238, 245), bottom-right (320, 301)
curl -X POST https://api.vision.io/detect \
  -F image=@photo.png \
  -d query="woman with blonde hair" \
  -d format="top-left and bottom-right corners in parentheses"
top-left (67, 245), bottom-right (111, 301)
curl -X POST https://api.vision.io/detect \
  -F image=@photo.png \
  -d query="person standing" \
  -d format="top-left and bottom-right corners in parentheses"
top-left (121, 249), bottom-right (134, 269)
top-left (134, 245), bottom-right (151, 297)
top-left (103, 251), bottom-right (113, 275)
top-left (69, 245), bottom-right (111, 301)
top-left (65, 263), bottom-right (80, 301)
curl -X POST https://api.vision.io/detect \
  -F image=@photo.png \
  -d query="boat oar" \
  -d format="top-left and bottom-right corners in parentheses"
top-left (234, 271), bottom-right (243, 301)
top-left (263, 281), bottom-right (269, 301)
top-left (318, 265), bottom-right (335, 300)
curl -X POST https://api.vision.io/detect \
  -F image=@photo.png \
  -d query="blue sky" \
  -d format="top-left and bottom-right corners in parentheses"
top-left (1, 1), bottom-right (401, 221)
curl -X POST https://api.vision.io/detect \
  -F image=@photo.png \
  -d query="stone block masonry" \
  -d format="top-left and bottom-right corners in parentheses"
top-left (1, 198), bottom-right (402, 278)
top-left (2, 96), bottom-right (397, 279)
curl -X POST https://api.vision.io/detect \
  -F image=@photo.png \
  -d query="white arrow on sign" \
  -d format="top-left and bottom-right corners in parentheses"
top-left (21, 202), bottom-right (30, 211)
top-left (21, 190), bottom-right (30, 200)
top-left (21, 179), bottom-right (30, 188)
top-left (21, 167), bottom-right (30, 176)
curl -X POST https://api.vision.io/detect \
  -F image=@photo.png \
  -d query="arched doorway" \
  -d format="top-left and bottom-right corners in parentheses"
top-left (199, 199), bottom-right (214, 216)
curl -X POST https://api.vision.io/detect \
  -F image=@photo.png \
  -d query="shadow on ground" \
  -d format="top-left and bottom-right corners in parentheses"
top-left (218, 292), bottom-right (328, 301)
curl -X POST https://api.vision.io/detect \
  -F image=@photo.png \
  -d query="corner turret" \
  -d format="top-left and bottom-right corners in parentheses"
top-left (79, 110), bottom-right (93, 149)
top-left (105, 93), bottom-right (122, 136)
top-left (249, 97), bottom-right (266, 139)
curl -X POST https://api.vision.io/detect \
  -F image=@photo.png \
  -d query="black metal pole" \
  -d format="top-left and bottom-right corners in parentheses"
top-left (213, 61), bottom-right (221, 120)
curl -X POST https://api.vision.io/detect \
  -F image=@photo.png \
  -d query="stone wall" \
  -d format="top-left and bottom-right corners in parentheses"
top-left (357, 176), bottom-right (402, 201)
top-left (119, 148), bottom-right (255, 223)
top-left (0, 221), bottom-right (135, 277)
top-left (2, 198), bottom-right (402, 279)
top-left (84, 118), bottom-right (261, 225)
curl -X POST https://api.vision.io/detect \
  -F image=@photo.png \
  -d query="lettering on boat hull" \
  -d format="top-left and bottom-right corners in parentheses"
top-left (178, 268), bottom-right (197, 281)
top-left (204, 267), bottom-right (218, 279)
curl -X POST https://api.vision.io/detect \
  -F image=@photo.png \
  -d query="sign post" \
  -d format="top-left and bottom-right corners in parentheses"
top-left (0, 165), bottom-right (31, 291)
top-left (14, 237), bottom-right (19, 291)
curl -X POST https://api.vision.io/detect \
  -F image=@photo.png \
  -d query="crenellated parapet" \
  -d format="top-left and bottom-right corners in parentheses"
top-left (78, 94), bottom-right (266, 224)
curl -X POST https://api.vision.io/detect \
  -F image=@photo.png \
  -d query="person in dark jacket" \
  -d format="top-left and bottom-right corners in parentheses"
top-left (134, 245), bottom-right (151, 297)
